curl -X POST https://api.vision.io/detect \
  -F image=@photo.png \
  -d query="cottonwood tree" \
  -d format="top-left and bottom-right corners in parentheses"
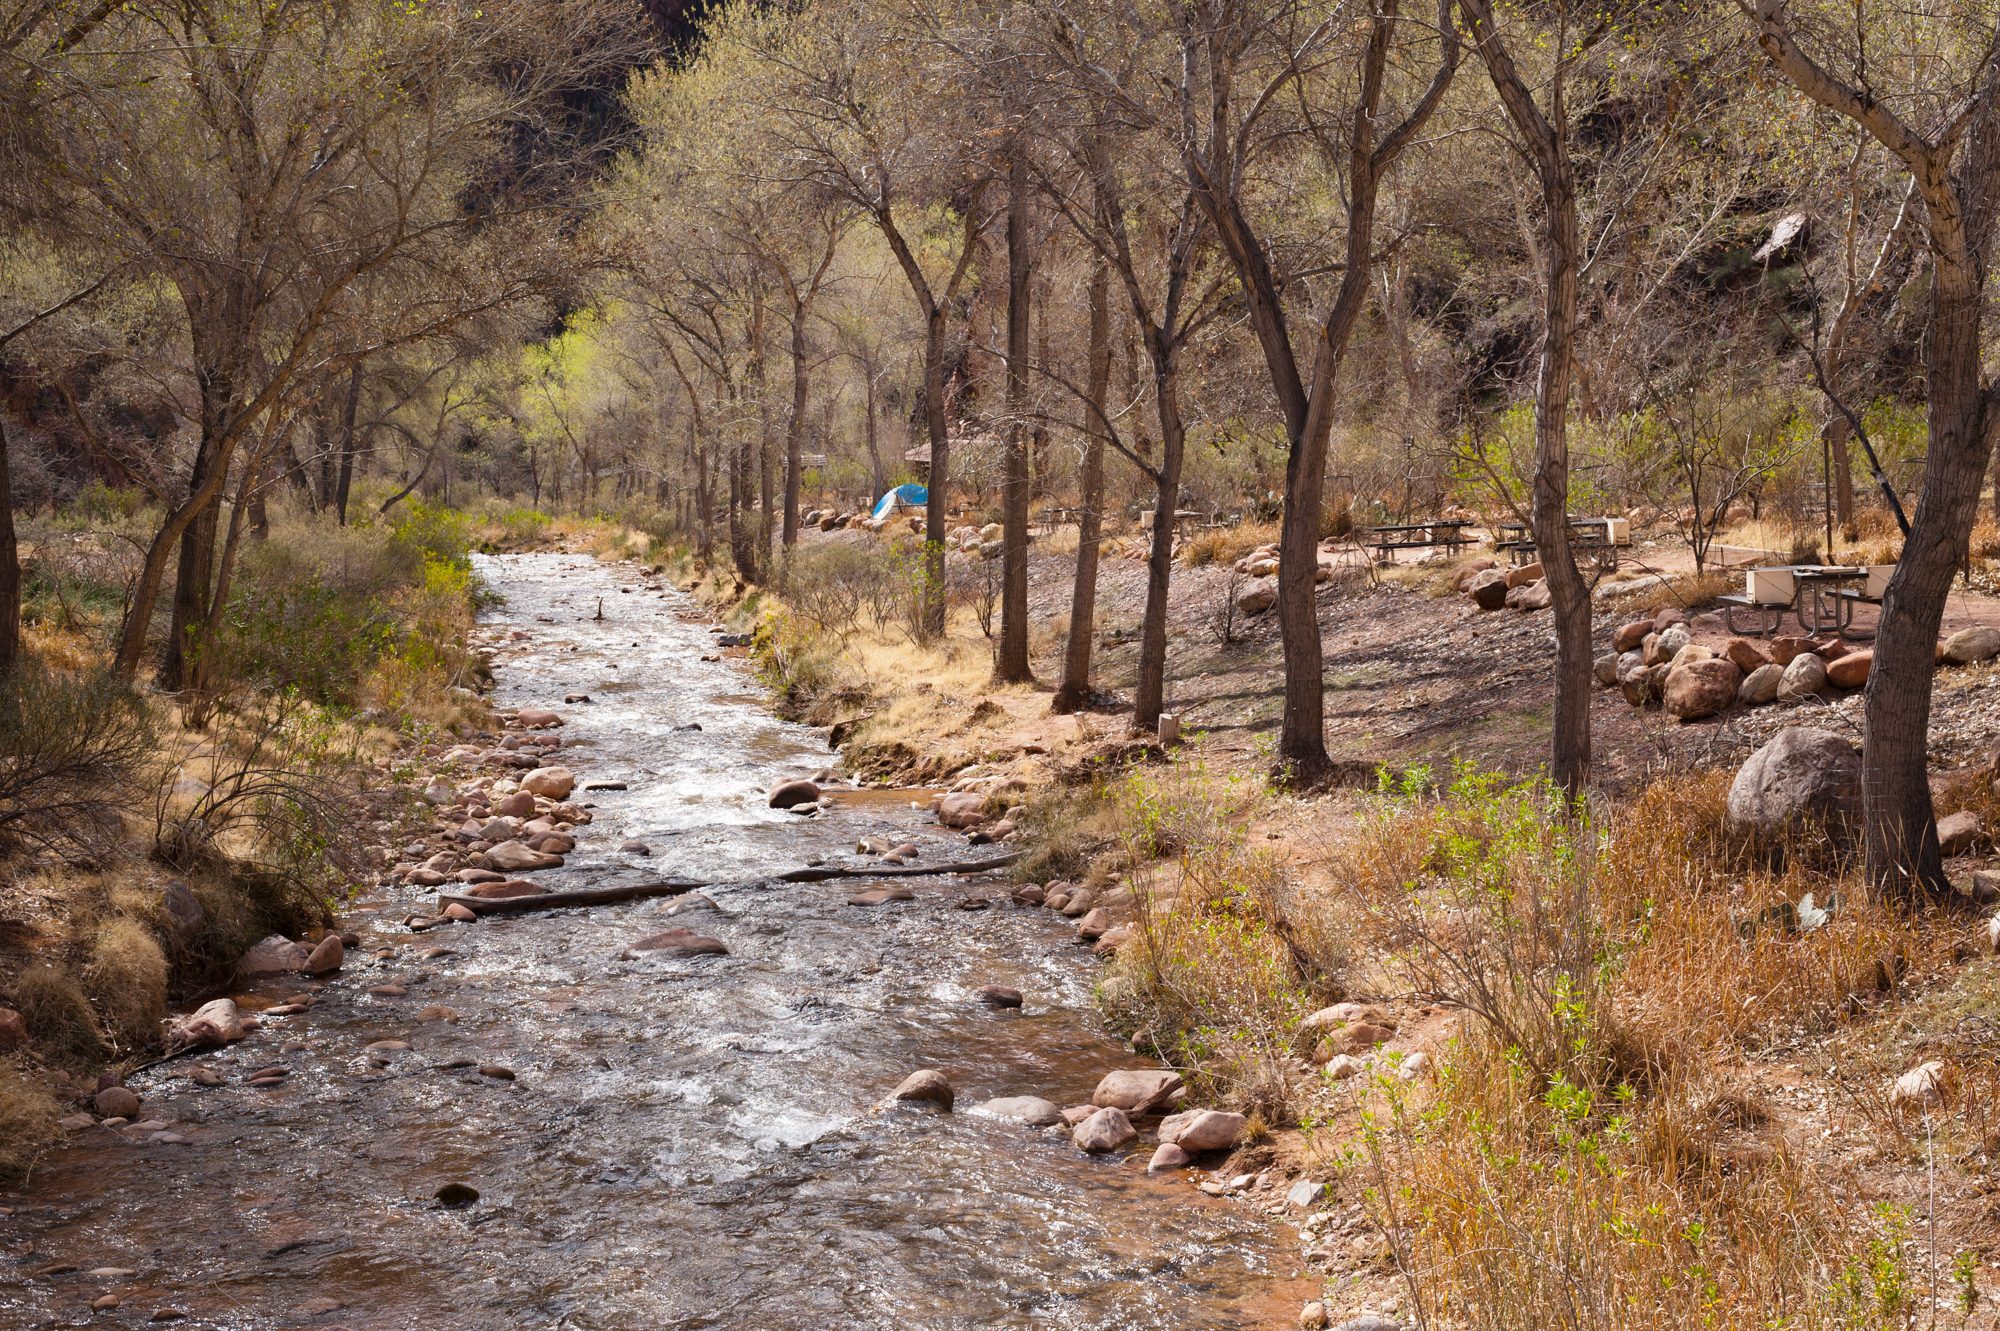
top-left (1051, 252), bottom-right (1113, 713)
top-left (729, 0), bottom-right (993, 633)
top-left (1175, 0), bottom-right (1459, 785)
top-left (20, 0), bottom-right (642, 686)
top-left (1741, 0), bottom-right (2000, 893)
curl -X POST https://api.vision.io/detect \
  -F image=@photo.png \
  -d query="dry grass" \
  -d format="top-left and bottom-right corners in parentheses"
top-left (83, 916), bottom-right (168, 1052)
top-left (1181, 521), bottom-right (1281, 568)
top-left (13, 965), bottom-right (108, 1067)
top-left (1309, 765), bottom-right (1960, 1328)
top-left (0, 1057), bottom-right (60, 1183)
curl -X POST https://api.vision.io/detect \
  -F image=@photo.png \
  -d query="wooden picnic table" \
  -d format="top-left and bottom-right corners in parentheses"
top-left (1493, 517), bottom-right (1626, 571)
top-left (1364, 519), bottom-right (1472, 560)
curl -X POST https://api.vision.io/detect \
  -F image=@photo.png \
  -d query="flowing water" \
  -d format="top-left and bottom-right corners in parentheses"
top-left (1, 552), bottom-right (1309, 1329)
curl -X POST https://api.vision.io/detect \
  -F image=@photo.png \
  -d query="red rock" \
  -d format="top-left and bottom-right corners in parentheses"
top-left (302, 934), bottom-right (344, 976)
top-left (1612, 619), bottom-right (1652, 652)
top-left (0, 1007), bottom-right (25, 1052)
top-left (464, 880), bottom-right (542, 900)
top-left (1827, 649), bottom-right (1872, 688)
top-left (1723, 637), bottom-right (1771, 672)
top-left (620, 928), bottom-right (728, 959)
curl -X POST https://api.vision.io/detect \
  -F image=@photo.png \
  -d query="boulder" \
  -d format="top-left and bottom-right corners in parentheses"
top-left (1157, 1108), bottom-right (1247, 1153)
top-left (1450, 558), bottom-right (1498, 591)
top-left (1147, 1142), bottom-right (1192, 1174)
top-left (1826, 649), bottom-right (1872, 689)
top-left (620, 928), bottom-right (728, 959)
top-left (1621, 660), bottom-right (1665, 708)
top-left (464, 880), bottom-right (543, 900)
top-left (93, 1086), bottom-right (140, 1119)
top-left (1612, 619), bottom-right (1652, 653)
top-left (1593, 653), bottom-right (1621, 687)
top-left (520, 766), bottom-right (576, 800)
top-left (1239, 583), bottom-right (1277, 615)
top-left (514, 708), bottom-right (563, 728)
top-left (768, 779), bottom-right (821, 810)
top-left (1722, 637), bottom-right (1771, 672)
top-left (938, 792), bottom-right (989, 829)
top-left (1726, 727), bottom-right (1862, 843)
top-left (888, 1069), bottom-right (954, 1112)
top-left (1075, 908), bottom-right (1111, 941)
top-left (1767, 635), bottom-right (1814, 666)
top-left (171, 998), bottom-right (244, 1049)
top-left (1891, 1060), bottom-right (1948, 1108)
top-left (1777, 652), bottom-right (1827, 702)
top-left (1653, 607), bottom-right (1689, 632)
top-left (1937, 810), bottom-right (1985, 857)
top-left (1504, 562), bottom-right (1543, 589)
top-left (1505, 579), bottom-right (1551, 612)
top-left (302, 934), bottom-right (344, 976)
top-left (1072, 1106), bottom-right (1136, 1153)
top-left (1318, 1022), bottom-right (1395, 1059)
top-left (160, 880), bottom-right (206, 945)
top-left (236, 935), bottom-right (309, 980)
top-left (485, 840), bottom-right (562, 872)
top-left (1942, 626), bottom-right (2000, 665)
top-left (0, 1007), bottom-right (24, 1052)
top-left (1738, 663), bottom-right (1784, 705)
top-left (1668, 643), bottom-right (1715, 669)
top-left (976, 1096), bottom-right (1062, 1126)
top-left (1646, 625), bottom-right (1691, 666)
top-left (491, 790), bottom-right (537, 818)
top-left (1092, 1068), bottom-right (1183, 1112)
top-left (974, 984), bottom-right (1024, 1008)
top-left (1663, 658), bottom-right (1741, 722)
top-left (1467, 570), bottom-right (1510, 611)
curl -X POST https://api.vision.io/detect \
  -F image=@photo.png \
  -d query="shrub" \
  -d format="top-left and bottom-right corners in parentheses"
top-left (0, 662), bottom-right (156, 854)
top-left (13, 965), bottom-right (108, 1066)
top-left (83, 917), bottom-right (168, 1052)
top-left (783, 542), bottom-right (882, 642)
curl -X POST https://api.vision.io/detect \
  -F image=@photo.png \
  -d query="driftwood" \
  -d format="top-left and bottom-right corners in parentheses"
top-left (435, 851), bottom-right (1023, 916)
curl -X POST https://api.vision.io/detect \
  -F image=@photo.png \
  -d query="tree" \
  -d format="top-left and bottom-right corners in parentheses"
top-left (1177, 0), bottom-right (1459, 784)
top-left (1741, 0), bottom-right (2000, 893)
top-left (1051, 252), bottom-right (1113, 713)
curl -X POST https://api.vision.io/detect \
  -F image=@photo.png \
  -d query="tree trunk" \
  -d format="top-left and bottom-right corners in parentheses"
top-left (1863, 250), bottom-right (1990, 894)
top-left (161, 375), bottom-right (236, 690)
top-left (921, 306), bottom-right (950, 638)
top-left (782, 295), bottom-right (809, 550)
top-left (1052, 257), bottom-right (1111, 714)
top-left (0, 412), bottom-right (19, 678)
top-left (750, 286), bottom-right (774, 576)
top-left (1826, 412), bottom-right (1857, 527)
top-left (864, 363), bottom-right (886, 502)
top-left (334, 361), bottom-right (362, 526)
top-left (1133, 348), bottom-right (1187, 732)
top-left (995, 143), bottom-right (1035, 684)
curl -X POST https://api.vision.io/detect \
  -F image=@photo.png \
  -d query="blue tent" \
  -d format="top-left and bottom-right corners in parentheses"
top-left (871, 483), bottom-right (929, 520)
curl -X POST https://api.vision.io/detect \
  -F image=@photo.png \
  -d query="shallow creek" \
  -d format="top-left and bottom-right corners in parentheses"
top-left (1, 552), bottom-right (1309, 1329)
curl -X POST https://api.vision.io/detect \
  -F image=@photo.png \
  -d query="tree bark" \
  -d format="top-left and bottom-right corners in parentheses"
top-left (750, 285), bottom-right (773, 577)
top-left (783, 292), bottom-right (809, 550)
top-left (334, 360), bottom-right (362, 526)
top-left (995, 142), bottom-right (1035, 683)
top-left (0, 412), bottom-right (19, 678)
top-left (1052, 256), bottom-right (1111, 715)
top-left (1133, 344), bottom-right (1187, 732)
top-left (1463, 0), bottom-right (1592, 798)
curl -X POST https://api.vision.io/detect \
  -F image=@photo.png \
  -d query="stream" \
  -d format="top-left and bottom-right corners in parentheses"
top-left (1, 551), bottom-right (1308, 1329)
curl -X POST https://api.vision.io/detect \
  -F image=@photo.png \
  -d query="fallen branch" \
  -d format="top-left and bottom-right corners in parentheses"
top-left (435, 852), bottom-right (1023, 915)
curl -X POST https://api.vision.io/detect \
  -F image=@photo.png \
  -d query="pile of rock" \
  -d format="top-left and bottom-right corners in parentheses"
top-left (1228, 541), bottom-right (1343, 617)
top-left (927, 767), bottom-right (1031, 844)
top-left (800, 508), bottom-right (860, 532)
top-left (1455, 557), bottom-right (1549, 613)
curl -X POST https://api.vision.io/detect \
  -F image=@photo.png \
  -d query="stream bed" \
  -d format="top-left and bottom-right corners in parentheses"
top-left (0, 552), bottom-right (1309, 1330)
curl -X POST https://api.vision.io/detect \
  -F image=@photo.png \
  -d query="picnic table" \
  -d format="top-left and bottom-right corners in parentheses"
top-left (1493, 517), bottom-right (1628, 571)
top-left (1364, 519), bottom-right (1472, 561)
top-left (1718, 564), bottom-right (1886, 639)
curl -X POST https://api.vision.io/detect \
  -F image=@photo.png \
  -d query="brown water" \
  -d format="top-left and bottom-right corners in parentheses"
top-left (0, 552), bottom-right (1308, 1330)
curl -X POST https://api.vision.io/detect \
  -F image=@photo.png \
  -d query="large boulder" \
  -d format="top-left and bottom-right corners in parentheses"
top-left (1450, 558), bottom-right (1498, 591)
top-left (1239, 583), bottom-right (1277, 615)
top-left (1937, 810), bottom-right (1986, 857)
top-left (302, 934), bottom-right (344, 976)
top-left (1723, 637), bottom-right (1772, 672)
top-left (1612, 619), bottom-right (1652, 653)
top-left (1505, 562), bottom-right (1543, 589)
top-left (1072, 1106), bottom-right (1137, 1153)
top-left (1826, 649), bottom-right (1873, 689)
top-left (976, 1096), bottom-right (1063, 1126)
top-left (1467, 570), bottom-right (1510, 611)
top-left (485, 840), bottom-right (563, 872)
top-left (1767, 636), bottom-right (1814, 666)
top-left (1663, 658), bottom-right (1741, 721)
top-left (1157, 1108), bottom-right (1247, 1153)
top-left (1776, 652), bottom-right (1827, 702)
top-left (1505, 579), bottom-right (1551, 612)
top-left (169, 998), bottom-right (245, 1049)
top-left (937, 792), bottom-right (989, 829)
top-left (886, 1069), bottom-right (954, 1112)
top-left (1726, 727), bottom-right (1862, 844)
top-left (768, 779), bottom-right (821, 810)
top-left (520, 766), bottom-right (576, 800)
top-left (1645, 625), bottom-right (1691, 667)
top-left (1738, 663), bottom-right (1784, 706)
top-left (1593, 653), bottom-right (1621, 687)
top-left (1092, 1068), bottom-right (1183, 1112)
top-left (235, 935), bottom-right (308, 980)
top-left (1942, 626), bottom-right (2000, 665)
